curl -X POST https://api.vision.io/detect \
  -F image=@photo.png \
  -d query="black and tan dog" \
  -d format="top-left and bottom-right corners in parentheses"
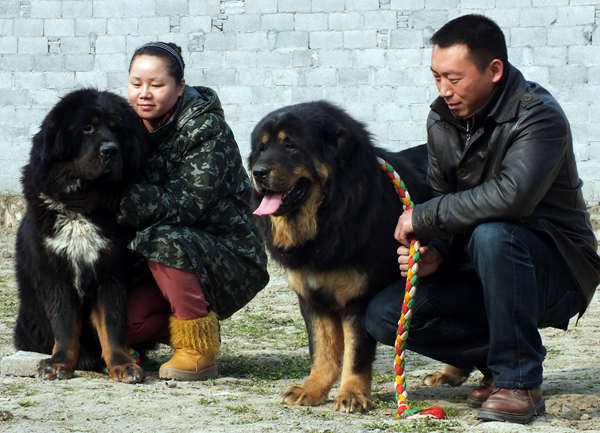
top-left (248, 101), bottom-right (433, 412)
top-left (14, 89), bottom-right (146, 383)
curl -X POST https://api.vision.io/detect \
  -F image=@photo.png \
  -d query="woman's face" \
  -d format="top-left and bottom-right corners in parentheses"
top-left (128, 54), bottom-right (185, 131)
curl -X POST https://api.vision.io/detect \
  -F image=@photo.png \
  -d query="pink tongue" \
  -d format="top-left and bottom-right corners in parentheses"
top-left (253, 193), bottom-right (283, 216)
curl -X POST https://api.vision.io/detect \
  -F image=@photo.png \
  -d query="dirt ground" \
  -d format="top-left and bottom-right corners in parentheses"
top-left (1, 213), bottom-right (599, 433)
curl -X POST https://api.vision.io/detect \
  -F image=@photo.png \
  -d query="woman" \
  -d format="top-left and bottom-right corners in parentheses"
top-left (120, 42), bottom-right (268, 380)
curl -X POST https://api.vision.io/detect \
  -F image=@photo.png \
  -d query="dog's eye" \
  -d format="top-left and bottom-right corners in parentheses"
top-left (82, 124), bottom-right (96, 135)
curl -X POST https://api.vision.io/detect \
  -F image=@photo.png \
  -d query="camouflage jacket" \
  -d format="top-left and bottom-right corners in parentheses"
top-left (117, 86), bottom-right (269, 319)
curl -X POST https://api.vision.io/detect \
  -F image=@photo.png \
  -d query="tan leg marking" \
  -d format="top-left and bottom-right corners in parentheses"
top-left (282, 312), bottom-right (344, 407)
top-left (39, 316), bottom-right (81, 380)
top-left (335, 318), bottom-right (372, 413)
top-left (91, 304), bottom-right (144, 384)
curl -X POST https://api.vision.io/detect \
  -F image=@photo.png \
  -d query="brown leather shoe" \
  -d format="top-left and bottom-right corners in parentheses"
top-left (477, 387), bottom-right (545, 424)
top-left (467, 375), bottom-right (494, 408)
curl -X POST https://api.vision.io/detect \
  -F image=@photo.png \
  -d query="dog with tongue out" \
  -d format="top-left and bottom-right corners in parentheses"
top-left (248, 100), bottom-right (429, 414)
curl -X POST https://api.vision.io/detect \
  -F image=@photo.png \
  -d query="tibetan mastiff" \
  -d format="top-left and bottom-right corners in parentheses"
top-left (248, 101), bottom-right (431, 412)
top-left (13, 88), bottom-right (146, 383)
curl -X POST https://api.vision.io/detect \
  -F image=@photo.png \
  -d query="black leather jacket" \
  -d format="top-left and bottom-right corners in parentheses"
top-left (413, 63), bottom-right (600, 313)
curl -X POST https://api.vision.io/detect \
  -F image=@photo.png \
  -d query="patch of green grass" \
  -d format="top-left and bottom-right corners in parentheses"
top-left (234, 382), bottom-right (277, 395)
top-left (198, 397), bottom-right (217, 405)
top-left (371, 394), bottom-right (397, 410)
top-left (446, 393), bottom-right (466, 403)
top-left (408, 358), bottom-right (431, 368)
top-left (17, 400), bottom-right (38, 408)
top-left (222, 313), bottom-right (307, 346)
top-left (168, 391), bottom-right (193, 397)
top-left (4, 383), bottom-right (26, 396)
top-left (224, 404), bottom-right (257, 415)
top-left (444, 407), bottom-right (460, 418)
top-left (219, 354), bottom-right (310, 380)
top-left (363, 418), bottom-right (463, 433)
top-left (373, 373), bottom-right (393, 385)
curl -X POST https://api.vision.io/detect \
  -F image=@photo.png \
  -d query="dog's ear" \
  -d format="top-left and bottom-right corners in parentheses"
top-left (329, 125), bottom-right (358, 163)
top-left (33, 118), bottom-right (66, 164)
top-left (335, 126), bottom-right (349, 153)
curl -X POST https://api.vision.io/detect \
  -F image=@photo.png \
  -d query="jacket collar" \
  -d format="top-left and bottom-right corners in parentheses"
top-left (487, 63), bottom-right (527, 123)
top-left (431, 62), bottom-right (526, 127)
top-left (148, 85), bottom-right (224, 144)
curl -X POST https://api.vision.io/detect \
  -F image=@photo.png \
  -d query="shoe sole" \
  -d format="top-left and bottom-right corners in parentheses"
top-left (477, 398), bottom-right (545, 424)
top-left (159, 364), bottom-right (218, 381)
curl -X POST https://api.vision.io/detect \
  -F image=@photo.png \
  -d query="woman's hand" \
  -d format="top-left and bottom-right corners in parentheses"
top-left (397, 245), bottom-right (443, 278)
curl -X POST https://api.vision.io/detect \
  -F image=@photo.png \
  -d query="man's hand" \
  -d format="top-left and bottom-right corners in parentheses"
top-left (394, 209), bottom-right (414, 247)
top-left (397, 245), bottom-right (443, 278)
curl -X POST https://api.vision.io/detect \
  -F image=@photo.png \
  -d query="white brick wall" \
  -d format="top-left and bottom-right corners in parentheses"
top-left (0, 0), bottom-right (599, 203)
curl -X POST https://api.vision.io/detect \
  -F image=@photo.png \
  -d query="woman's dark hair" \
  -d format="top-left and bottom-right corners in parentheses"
top-left (129, 42), bottom-right (185, 82)
top-left (430, 14), bottom-right (508, 71)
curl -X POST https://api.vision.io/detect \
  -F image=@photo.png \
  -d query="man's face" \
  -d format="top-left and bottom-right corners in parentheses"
top-left (430, 43), bottom-right (501, 119)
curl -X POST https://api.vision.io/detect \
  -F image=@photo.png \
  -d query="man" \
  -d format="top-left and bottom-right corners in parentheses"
top-left (366, 14), bottom-right (600, 424)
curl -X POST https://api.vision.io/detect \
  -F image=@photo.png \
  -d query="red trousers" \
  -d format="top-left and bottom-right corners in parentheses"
top-left (127, 261), bottom-right (209, 345)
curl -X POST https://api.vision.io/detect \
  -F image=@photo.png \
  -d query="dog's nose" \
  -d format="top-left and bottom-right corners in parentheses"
top-left (99, 142), bottom-right (119, 160)
top-left (252, 165), bottom-right (271, 182)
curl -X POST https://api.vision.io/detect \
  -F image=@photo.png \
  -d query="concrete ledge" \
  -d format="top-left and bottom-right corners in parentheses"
top-left (1, 350), bottom-right (50, 377)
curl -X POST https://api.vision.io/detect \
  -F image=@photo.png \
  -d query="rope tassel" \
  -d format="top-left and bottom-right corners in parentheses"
top-left (377, 157), bottom-right (445, 421)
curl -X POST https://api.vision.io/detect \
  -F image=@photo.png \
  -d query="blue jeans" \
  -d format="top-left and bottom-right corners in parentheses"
top-left (365, 222), bottom-right (584, 389)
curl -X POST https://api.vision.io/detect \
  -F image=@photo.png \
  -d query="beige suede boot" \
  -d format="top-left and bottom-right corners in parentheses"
top-left (158, 312), bottom-right (220, 381)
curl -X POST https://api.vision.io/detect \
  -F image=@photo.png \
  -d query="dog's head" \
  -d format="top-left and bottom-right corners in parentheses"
top-left (249, 101), bottom-right (371, 219)
top-left (31, 88), bottom-right (146, 192)
top-left (249, 109), bottom-right (323, 217)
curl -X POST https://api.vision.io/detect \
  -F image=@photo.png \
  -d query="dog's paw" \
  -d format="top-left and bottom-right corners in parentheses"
top-left (281, 385), bottom-right (327, 406)
top-left (108, 363), bottom-right (145, 384)
top-left (423, 364), bottom-right (472, 387)
top-left (38, 360), bottom-right (74, 380)
top-left (334, 390), bottom-right (370, 413)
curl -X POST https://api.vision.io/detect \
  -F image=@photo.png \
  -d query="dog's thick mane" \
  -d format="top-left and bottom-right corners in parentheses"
top-left (252, 101), bottom-right (402, 272)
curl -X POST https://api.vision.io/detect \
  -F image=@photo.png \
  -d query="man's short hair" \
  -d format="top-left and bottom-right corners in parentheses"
top-left (430, 14), bottom-right (508, 71)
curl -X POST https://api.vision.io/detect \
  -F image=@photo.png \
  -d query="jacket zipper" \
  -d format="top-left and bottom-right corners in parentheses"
top-left (466, 118), bottom-right (472, 143)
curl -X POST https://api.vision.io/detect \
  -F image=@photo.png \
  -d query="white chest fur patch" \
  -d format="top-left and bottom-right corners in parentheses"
top-left (41, 194), bottom-right (110, 296)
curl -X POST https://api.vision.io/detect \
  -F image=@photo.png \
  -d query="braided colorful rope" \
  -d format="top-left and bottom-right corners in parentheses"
top-left (377, 156), bottom-right (445, 420)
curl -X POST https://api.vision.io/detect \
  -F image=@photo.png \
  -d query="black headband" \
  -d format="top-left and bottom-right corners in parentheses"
top-left (137, 41), bottom-right (184, 74)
